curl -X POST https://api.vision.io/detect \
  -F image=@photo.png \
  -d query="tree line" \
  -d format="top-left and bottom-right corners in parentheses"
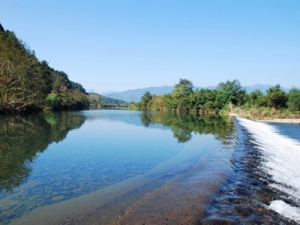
top-left (0, 24), bottom-right (89, 114)
top-left (129, 79), bottom-right (300, 116)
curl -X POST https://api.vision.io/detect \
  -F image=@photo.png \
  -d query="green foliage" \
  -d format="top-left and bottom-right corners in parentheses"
top-left (171, 79), bottom-right (194, 110)
top-left (0, 23), bottom-right (4, 33)
top-left (0, 30), bottom-right (46, 113)
top-left (46, 93), bottom-right (60, 108)
top-left (0, 28), bottom-right (89, 114)
top-left (71, 81), bottom-right (87, 93)
top-left (172, 78), bottom-right (193, 97)
top-left (131, 79), bottom-right (298, 116)
top-left (88, 93), bottom-right (128, 108)
top-left (248, 90), bottom-right (267, 107)
top-left (266, 84), bottom-right (288, 109)
top-left (128, 102), bottom-right (141, 110)
top-left (215, 79), bottom-right (246, 109)
top-left (288, 88), bottom-right (300, 111)
top-left (140, 91), bottom-right (152, 110)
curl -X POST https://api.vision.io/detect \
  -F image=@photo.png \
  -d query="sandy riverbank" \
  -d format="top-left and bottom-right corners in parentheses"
top-left (229, 113), bottom-right (300, 124)
top-left (254, 118), bottom-right (300, 124)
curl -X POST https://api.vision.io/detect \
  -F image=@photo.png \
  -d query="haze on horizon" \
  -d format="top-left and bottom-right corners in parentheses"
top-left (1, 0), bottom-right (299, 92)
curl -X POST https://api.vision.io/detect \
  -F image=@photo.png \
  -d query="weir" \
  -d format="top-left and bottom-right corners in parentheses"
top-left (236, 117), bottom-right (300, 223)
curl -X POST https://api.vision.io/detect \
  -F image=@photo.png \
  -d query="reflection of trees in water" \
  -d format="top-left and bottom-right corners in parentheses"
top-left (0, 113), bottom-right (86, 193)
top-left (140, 112), bottom-right (234, 143)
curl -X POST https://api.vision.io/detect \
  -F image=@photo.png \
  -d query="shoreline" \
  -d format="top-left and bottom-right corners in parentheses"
top-left (229, 113), bottom-right (300, 124)
top-left (254, 118), bottom-right (300, 124)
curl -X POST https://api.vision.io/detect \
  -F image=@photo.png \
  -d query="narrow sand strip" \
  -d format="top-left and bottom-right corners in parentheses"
top-left (229, 113), bottom-right (300, 124)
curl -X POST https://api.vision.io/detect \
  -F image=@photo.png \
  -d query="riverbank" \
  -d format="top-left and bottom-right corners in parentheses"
top-left (254, 118), bottom-right (300, 124)
top-left (227, 108), bottom-right (300, 124)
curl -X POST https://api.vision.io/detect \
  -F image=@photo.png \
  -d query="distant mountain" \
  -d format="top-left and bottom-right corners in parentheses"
top-left (88, 93), bottom-right (128, 107)
top-left (105, 86), bottom-right (174, 103)
top-left (104, 84), bottom-right (293, 103)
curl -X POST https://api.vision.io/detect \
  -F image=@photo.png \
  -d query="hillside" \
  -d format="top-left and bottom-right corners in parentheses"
top-left (0, 23), bottom-right (89, 114)
top-left (88, 93), bottom-right (128, 108)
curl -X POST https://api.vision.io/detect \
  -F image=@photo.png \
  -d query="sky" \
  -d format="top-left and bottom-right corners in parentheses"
top-left (1, 0), bottom-right (300, 93)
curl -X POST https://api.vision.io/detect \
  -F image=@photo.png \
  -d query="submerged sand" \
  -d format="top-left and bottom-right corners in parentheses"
top-left (10, 140), bottom-right (233, 225)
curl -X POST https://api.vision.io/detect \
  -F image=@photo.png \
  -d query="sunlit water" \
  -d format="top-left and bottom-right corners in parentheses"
top-left (0, 110), bottom-right (236, 224)
top-left (2, 111), bottom-right (300, 224)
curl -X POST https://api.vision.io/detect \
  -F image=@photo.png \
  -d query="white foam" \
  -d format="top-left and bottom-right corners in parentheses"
top-left (236, 117), bottom-right (300, 222)
top-left (269, 200), bottom-right (300, 223)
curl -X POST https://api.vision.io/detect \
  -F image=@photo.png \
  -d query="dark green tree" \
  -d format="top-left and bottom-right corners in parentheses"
top-left (215, 79), bottom-right (246, 109)
top-left (172, 79), bottom-right (194, 110)
top-left (288, 88), bottom-right (300, 111)
top-left (192, 88), bottom-right (216, 112)
top-left (0, 23), bottom-right (4, 32)
top-left (248, 90), bottom-right (267, 107)
top-left (140, 91), bottom-right (152, 110)
top-left (172, 79), bottom-right (193, 97)
top-left (266, 84), bottom-right (288, 109)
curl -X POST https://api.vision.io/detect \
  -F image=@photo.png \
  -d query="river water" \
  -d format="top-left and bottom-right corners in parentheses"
top-left (0, 110), bottom-right (299, 224)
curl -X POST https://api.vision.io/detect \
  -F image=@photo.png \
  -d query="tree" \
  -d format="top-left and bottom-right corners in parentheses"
top-left (266, 84), bottom-right (288, 109)
top-left (0, 29), bottom-right (89, 114)
top-left (140, 91), bottom-right (152, 110)
top-left (172, 79), bottom-right (193, 97)
top-left (215, 79), bottom-right (246, 109)
top-left (288, 88), bottom-right (300, 111)
top-left (71, 81), bottom-right (87, 94)
top-left (0, 23), bottom-right (4, 33)
top-left (248, 90), bottom-right (267, 107)
top-left (172, 79), bottom-right (194, 110)
top-left (0, 31), bottom-right (46, 113)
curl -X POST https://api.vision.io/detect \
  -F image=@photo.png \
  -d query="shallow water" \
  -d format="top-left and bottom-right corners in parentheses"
top-left (0, 110), bottom-right (236, 224)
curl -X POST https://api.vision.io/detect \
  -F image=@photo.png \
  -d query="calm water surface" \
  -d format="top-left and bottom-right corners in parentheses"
top-left (0, 110), bottom-right (236, 224)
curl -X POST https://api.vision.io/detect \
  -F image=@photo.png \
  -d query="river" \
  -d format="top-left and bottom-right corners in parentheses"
top-left (0, 110), bottom-right (299, 224)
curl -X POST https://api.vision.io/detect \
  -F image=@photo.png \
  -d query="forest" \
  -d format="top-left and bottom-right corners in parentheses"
top-left (0, 24), bottom-right (90, 114)
top-left (129, 78), bottom-right (300, 119)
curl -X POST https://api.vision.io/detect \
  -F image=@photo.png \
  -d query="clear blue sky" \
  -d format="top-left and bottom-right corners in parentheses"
top-left (1, 0), bottom-right (300, 92)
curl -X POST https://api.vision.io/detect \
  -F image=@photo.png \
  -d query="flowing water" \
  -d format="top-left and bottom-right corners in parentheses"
top-left (203, 117), bottom-right (300, 224)
top-left (235, 118), bottom-right (300, 223)
top-left (1, 110), bottom-right (299, 224)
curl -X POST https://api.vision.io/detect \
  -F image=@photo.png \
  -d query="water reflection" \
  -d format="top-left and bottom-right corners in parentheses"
top-left (140, 112), bottom-right (233, 143)
top-left (0, 113), bottom-right (86, 193)
top-left (0, 110), bottom-right (235, 225)
top-left (0, 111), bottom-right (233, 194)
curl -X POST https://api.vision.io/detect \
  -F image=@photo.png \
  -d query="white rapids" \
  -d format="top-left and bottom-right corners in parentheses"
top-left (236, 117), bottom-right (300, 223)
